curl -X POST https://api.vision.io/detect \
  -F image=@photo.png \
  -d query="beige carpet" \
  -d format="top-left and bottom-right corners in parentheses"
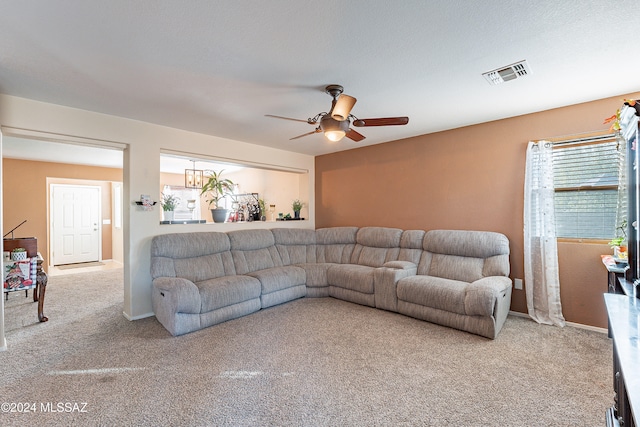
top-left (1, 269), bottom-right (612, 426)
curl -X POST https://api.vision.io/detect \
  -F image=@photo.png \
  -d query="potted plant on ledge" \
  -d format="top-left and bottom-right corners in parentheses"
top-left (609, 219), bottom-right (628, 261)
top-left (201, 170), bottom-right (234, 223)
top-left (292, 199), bottom-right (304, 219)
top-left (161, 193), bottom-right (180, 221)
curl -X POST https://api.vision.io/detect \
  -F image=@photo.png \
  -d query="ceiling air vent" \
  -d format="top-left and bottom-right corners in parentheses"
top-left (482, 60), bottom-right (531, 85)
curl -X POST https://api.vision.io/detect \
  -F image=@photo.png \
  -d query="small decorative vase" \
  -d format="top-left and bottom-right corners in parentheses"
top-left (11, 250), bottom-right (27, 261)
top-left (294, 210), bottom-right (300, 219)
top-left (163, 211), bottom-right (174, 221)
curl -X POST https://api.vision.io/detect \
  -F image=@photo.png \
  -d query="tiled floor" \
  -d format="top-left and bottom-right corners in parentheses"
top-left (48, 260), bottom-right (123, 277)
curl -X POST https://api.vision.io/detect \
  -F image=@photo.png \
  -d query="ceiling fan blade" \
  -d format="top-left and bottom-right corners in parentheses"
top-left (346, 128), bottom-right (366, 142)
top-left (352, 117), bottom-right (409, 127)
top-left (289, 128), bottom-right (321, 140)
top-left (265, 114), bottom-right (315, 124)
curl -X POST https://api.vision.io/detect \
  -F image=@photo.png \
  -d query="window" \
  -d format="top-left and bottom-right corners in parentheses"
top-left (552, 135), bottom-right (625, 240)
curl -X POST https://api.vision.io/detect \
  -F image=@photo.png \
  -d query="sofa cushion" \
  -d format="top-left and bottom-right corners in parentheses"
top-left (151, 231), bottom-right (231, 258)
top-left (173, 253), bottom-right (236, 283)
top-left (272, 228), bottom-right (317, 265)
top-left (427, 254), bottom-right (484, 283)
top-left (316, 227), bottom-right (358, 263)
top-left (397, 275), bottom-right (469, 316)
top-left (350, 227), bottom-right (402, 267)
top-left (248, 265), bottom-right (306, 294)
top-left (399, 230), bottom-right (426, 264)
top-left (196, 275), bottom-right (261, 312)
top-left (228, 229), bottom-right (275, 250)
top-left (327, 264), bottom-right (375, 294)
top-left (150, 232), bottom-right (234, 280)
top-left (229, 229), bottom-right (283, 274)
top-left (418, 230), bottom-right (510, 280)
top-left (297, 263), bottom-right (331, 288)
top-left (423, 230), bottom-right (510, 258)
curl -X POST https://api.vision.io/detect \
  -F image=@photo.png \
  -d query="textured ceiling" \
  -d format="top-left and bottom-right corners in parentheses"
top-left (1, 0), bottom-right (640, 159)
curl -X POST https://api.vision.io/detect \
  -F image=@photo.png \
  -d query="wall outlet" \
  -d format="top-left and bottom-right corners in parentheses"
top-left (514, 278), bottom-right (523, 290)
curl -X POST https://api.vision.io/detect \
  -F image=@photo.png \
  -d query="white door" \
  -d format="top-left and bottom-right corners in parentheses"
top-left (51, 185), bottom-right (101, 265)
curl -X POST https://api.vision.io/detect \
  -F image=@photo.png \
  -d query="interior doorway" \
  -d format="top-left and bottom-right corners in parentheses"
top-left (50, 184), bottom-right (101, 266)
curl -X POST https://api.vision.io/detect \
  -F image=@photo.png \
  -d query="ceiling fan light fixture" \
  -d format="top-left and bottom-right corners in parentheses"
top-left (331, 94), bottom-right (357, 121)
top-left (325, 130), bottom-right (346, 142)
top-left (321, 115), bottom-right (350, 142)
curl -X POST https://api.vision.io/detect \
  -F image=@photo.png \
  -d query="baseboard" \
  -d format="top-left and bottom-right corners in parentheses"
top-left (508, 310), bottom-right (607, 334)
top-left (566, 321), bottom-right (607, 334)
top-left (508, 310), bottom-right (528, 318)
top-left (122, 311), bottom-right (154, 321)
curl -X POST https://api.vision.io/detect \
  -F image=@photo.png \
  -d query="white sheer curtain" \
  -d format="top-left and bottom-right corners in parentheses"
top-left (523, 141), bottom-right (566, 327)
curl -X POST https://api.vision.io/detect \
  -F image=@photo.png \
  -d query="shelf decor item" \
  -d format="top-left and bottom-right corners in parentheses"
top-left (161, 193), bottom-right (180, 221)
top-left (10, 247), bottom-right (27, 261)
top-left (201, 170), bottom-right (234, 223)
top-left (258, 198), bottom-right (267, 221)
top-left (292, 199), bottom-right (304, 219)
top-left (609, 219), bottom-right (628, 261)
top-left (136, 194), bottom-right (157, 211)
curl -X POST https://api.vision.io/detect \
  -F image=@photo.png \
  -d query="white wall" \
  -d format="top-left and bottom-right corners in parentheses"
top-left (0, 94), bottom-right (315, 322)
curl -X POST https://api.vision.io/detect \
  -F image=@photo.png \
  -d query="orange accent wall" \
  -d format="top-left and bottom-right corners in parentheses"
top-left (315, 92), bottom-right (640, 329)
top-left (2, 158), bottom-right (122, 268)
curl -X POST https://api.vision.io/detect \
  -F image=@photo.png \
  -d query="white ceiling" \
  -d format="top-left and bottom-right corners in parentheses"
top-left (1, 0), bottom-right (640, 162)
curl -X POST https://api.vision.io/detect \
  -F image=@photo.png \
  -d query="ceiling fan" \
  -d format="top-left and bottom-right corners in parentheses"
top-left (266, 85), bottom-right (409, 142)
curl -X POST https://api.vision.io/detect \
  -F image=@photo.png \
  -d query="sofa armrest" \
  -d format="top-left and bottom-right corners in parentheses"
top-left (382, 260), bottom-right (417, 270)
top-left (153, 277), bottom-right (201, 314)
top-left (464, 276), bottom-right (512, 317)
top-left (374, 264), bottom-right (418, 312)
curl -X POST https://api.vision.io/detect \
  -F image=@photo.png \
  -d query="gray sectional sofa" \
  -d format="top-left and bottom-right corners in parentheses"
top-left (150, 227), bottom-right (512, 339)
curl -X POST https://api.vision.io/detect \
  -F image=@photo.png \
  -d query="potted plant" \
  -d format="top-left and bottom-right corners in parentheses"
top-left (11, 247), bottom-right (27, 261)
top-left (201, 170), bottom-right (234, 223)
top-left (609, 220), bottom-right (628, 261)
top-left (258, 198), bottom-right (267, 221)
top-left (292, 199), bottom-right (304, 219)
top-left (161, 193), bottom-right (180, 221)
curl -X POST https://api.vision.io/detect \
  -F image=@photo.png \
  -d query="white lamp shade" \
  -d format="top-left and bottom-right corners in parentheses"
top-left (325, 130), bottom-right (346, 142)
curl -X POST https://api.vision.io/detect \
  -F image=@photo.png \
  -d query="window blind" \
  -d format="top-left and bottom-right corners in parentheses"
top-left (552, 136), bottom-right (624, 240)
